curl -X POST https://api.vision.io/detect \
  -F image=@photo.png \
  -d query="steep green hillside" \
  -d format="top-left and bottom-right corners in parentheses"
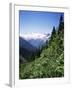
top-left (19, 15), bottom-right (64, 79)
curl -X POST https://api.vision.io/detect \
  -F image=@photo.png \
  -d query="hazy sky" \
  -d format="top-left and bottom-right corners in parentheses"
top-left (19, 10), bottom-right (64, 35)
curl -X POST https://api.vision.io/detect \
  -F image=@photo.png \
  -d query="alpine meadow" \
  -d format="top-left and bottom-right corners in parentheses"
top-left (19, 11), bottom-right (64, 79)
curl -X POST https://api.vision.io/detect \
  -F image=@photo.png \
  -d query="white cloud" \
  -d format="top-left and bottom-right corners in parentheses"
top-left (20, 32), bottom-right (50, 41)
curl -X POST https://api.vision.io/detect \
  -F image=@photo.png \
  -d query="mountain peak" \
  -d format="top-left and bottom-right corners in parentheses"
top-left (20, 32), bottom-right (50, 40)
top-left (20, 32), bottom-right (51, 48)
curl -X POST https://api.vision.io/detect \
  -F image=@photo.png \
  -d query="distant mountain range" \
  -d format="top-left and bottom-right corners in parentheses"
top-left (19, 37), bottom-right (37, 62)
top-left (19, 33), bottom-right (50, 63)
top-left (20, 37), bottom-right (37, 52)
top-left (20, 33), bottom-right (50, 48)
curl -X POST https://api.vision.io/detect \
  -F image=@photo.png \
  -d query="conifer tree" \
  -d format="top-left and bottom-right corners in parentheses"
top-left (50, 26), bottom-right (56, 41)
top-left (58, 15), bottom-right (64, 34)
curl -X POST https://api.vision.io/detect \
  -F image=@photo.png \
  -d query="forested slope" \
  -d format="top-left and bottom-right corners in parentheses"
top-left (19, 15), bottom-right (64, 79)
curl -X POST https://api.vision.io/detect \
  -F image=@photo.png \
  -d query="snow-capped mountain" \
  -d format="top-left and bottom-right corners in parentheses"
top-left (20, 33), bottom-right (50, 48)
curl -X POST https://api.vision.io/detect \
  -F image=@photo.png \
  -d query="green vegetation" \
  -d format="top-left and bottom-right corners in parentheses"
top-left (19, 15), bottom-right (64, 79)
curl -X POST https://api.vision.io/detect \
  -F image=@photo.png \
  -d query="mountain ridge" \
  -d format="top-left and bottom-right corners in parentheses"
top-left (20, 33), bottom-right (50, 48)
top-left (19, 36), bottom-right (38, 63)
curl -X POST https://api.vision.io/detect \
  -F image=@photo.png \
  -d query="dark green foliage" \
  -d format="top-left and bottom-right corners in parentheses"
top-left (58, 15), bottom-right (64, 34)
top-left (19, 15), bottom-right (64, 79)
top-left (45, 40), bottom-right (48, 49)
top-left (49, 26), bottom-right (56, 46)
top-left (51, 26), bottom-right (56, 37)
top-left (36, 48), bottom-right (41, 57)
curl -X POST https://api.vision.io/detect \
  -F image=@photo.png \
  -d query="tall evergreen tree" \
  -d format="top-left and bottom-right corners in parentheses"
top-left (50, 26), bottom-right (56, 41)
top-left (58, 15), bottom-right (64, 34)
top-left (52, 26), bottom-right (56, 35)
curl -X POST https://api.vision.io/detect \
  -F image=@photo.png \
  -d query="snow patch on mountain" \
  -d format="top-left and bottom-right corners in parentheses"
top-left (20, 32), bottom-right (50, 40)
top-left (20, 32), bottom-right (51, 48)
